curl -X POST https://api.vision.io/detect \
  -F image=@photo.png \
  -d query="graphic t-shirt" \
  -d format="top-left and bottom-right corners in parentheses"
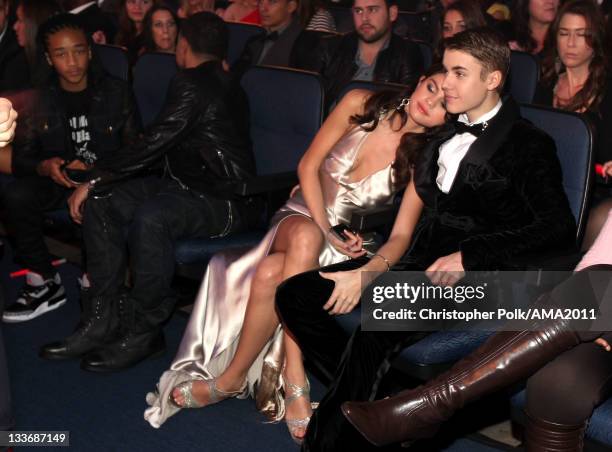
top-left (62, 88), bottom-right (96, 165)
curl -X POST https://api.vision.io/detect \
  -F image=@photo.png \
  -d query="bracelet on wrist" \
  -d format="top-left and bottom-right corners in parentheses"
top-left (372, 253), bottom-right (391, 272)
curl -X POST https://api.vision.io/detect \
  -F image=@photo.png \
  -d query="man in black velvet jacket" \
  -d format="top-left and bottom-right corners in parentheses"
top-left (276, 27), bottom-right (577, 450)
top-left (304, 0), bottom-right (423, 109)
top-left (39, 12), bottom-right (257, 373)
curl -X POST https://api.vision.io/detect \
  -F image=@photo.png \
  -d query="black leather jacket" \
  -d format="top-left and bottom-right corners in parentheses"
top-left (93, 60), bottom-right (255, 199)
top-left (308, 32), bottom-right (424, 108)
top-left (12, 75), bottom-right (140, 177)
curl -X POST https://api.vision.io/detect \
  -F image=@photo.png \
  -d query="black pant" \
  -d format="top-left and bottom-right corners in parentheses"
top-left (276, 258), bottom-right (429, 451)
top-left (3, 176), bottom-right (71, 278)
top-left (84, 176), bottom-right (250, 332)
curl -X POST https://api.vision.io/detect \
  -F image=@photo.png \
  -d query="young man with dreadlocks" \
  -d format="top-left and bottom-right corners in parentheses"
top-left (3, 13), bottom-right (139, 323)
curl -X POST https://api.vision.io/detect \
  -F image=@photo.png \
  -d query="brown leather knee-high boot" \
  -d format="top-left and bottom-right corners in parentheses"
top-left (524, 412), bottom-right (586, 452)
top-left (341, 320), bottom-right (581, 447)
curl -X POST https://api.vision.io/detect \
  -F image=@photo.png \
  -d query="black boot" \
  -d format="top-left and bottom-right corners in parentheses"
top-left (39, 291), bottom-right (119, 360)
top-left (80, 297), bottom-right (165, 372)
top-left (525, 412), bottom-right (587, 452)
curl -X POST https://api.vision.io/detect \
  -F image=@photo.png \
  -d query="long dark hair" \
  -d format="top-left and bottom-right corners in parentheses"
top-left (141, 4), bottom-right (179, 53)
top-left (436, 0), bottom-right (488, 57)
top-left (350, 63), bottom-right (449, 189)
top-left (511, 0), bottom-right (538, 54)
top-left (115, 0), bottom-right (159, 47)
top-left (541, 0), bottom-right (608, 113)
top-left (18, 0), bottom-right (61, 67)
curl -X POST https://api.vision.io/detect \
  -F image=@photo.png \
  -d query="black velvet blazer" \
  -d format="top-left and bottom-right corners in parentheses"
top-left (402, 97), bottom-right (577, 271)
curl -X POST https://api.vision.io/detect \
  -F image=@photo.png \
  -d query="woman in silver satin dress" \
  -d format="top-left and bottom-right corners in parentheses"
top-left (145, 66), bottom-right (448, 441)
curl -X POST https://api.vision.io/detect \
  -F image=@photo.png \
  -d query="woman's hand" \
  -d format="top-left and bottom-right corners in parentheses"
top-left (321, 269), bottom-right (365, 315)
top-left (326, 229), bottom-right (367, 259)
top-left (602, 161), bottom-right (612, 178)
top-left (68, 183), bottom-right (90, 224)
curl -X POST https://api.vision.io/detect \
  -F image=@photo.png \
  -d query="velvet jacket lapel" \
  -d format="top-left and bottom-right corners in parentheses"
top-left (414, 96), bottom-right (520, 206)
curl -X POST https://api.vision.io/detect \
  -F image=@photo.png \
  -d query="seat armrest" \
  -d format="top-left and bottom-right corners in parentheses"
top-left (349, 204), bottom-right (399, 232)
top-left (234, 171), bottom-right (298, 196)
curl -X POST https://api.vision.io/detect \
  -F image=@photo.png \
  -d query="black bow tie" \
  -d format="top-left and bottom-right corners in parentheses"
top-left (454, 121), bottom-right (487, 137)
top-left (264, 31), bottom-right (279, 42)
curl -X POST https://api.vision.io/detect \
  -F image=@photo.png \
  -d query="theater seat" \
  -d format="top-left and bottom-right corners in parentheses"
top-left (94, 44), bottom-right (129, 82)
top-left (507, 51), bottom-right (540, 104)
top-left (226, 22), bottom-right (264, 66)
top-left (132, 53), bottom-right (178, 127)
top-left (174, 66), bottom-right (324, 278)
top-left (511, 390), bottom-right (612, 449)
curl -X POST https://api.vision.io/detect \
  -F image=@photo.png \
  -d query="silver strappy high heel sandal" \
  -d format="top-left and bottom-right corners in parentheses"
top-left (284, 379), bottom-right (315, 445)
top-left (170, 378), bottom-right (246, 409)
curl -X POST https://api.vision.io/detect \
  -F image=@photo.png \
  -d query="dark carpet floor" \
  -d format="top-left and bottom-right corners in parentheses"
top-left (0, 241), bottom-right (508, 452)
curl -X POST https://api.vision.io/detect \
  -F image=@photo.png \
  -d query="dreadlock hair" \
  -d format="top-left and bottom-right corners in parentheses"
top-left (37, 13), bottom-right (107, 87)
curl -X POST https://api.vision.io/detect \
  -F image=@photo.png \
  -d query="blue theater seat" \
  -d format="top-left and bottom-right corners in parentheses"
top-left (174, 66), bottom-right (324, 277)
top-left (226, 22), bottom-right (264, 66)
top-left (94, 44), bottom-right (129, 82)
top-left (507, 51), bottom-right (540, 104)
top-left (132, 52), bottom-right (178, 127)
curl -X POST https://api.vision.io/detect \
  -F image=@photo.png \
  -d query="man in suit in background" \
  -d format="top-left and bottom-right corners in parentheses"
top-left (232, 0), bottom-right (302, 77)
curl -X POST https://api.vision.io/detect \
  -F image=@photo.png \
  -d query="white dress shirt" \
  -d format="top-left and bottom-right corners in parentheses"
top-left (436, 100), bottom-right (503, 194)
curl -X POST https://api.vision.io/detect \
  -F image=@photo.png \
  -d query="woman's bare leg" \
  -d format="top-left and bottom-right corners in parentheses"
top-left (173, 216), bottom-right (324, 405)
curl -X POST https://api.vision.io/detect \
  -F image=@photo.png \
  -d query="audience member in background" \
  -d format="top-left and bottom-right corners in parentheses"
top-left (0, 98), bottom-right (17, 439)
top-left (219, 0), bottom-right (260, 24)
top-left (3, 14), bottom-right (139, 324)
top-left (12, 0), bottom-right (61, 86)
top-left (56, 13), bottom-right (258, 373)
top-left (298, 0), bottom-right (335, 32)
top-left (509, 0), bottom-right (559, 55)
top-left (434, 0), bottom-right (487, 58)
top-left (64, 0), bottom-right (117, 44)
top-left (140, 4), bottom-right (178, 54)
top-left (144, 65), bottom-right (449, 441)
top-left (534, 0), bottom-right (612, 250)
top-left (232, 0), bottom-right (302, 76)
top-left (306, 0), bottom-right (423, 110)
top-left (0, 0), bottom-right (30, 93)
top-left (115, 0), bottom-right (157, 63)
top-left (178, 0), bottom-right (213, 17)
top-left (442, 0), bottom-right (487, 39)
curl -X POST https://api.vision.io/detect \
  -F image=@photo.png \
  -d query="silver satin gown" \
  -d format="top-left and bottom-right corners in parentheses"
top-left (145, 124), bottom-right (397, 428)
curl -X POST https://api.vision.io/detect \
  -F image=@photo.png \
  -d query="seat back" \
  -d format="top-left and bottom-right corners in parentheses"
top-left (338, 81), bottom-right (405, 103)
top-left (410, 39), bottom-right (432, 70)
top-left (227, 22), bottom-right (265, 66)
top-left (519, 104), bottom-right (593, 243)
top-left (94, 44), bottom-right (129, 81)
top-left (132, 52), bottom-right (178, 127)
top-left (508, 51), bottom-right (540, 103)
top-left (240, 66), bottom-right (324, 175)
top-left (395, 9), bottom-right (436, 42)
